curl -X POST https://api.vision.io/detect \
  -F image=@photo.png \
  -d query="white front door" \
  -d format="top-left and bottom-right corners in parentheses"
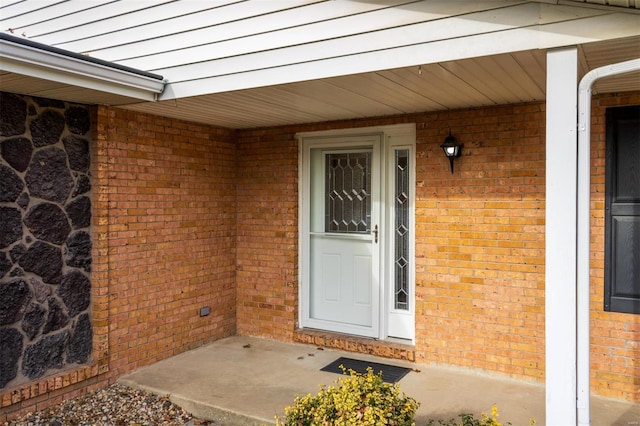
top-left (300, 125), bottom-right (415, 342)
top-left (304, 135), bottom-right (381, 337)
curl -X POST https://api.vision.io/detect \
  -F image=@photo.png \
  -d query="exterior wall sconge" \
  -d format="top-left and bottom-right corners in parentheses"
top-left (440, 131), bottom-right (462, 174)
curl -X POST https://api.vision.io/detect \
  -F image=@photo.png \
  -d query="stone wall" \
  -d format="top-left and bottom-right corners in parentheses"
top-left (0, 92), bottom-right (93, 389)
top-left (1, 101), bottom-right (237, 421)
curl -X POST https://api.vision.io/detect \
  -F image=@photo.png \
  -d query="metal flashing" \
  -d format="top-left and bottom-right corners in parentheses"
top-left (0, 32), bottom-right (165, 101)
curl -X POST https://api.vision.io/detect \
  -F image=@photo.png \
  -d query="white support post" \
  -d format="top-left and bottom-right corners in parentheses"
top-left (545, 47), bottom-right (578, 426)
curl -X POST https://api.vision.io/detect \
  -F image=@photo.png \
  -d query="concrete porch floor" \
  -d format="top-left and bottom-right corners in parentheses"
top-left (118, 336), bottom-right (639, 425)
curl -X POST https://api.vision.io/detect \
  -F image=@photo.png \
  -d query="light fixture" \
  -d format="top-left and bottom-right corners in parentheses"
top-left (440, 130), bottom-right (462, 174)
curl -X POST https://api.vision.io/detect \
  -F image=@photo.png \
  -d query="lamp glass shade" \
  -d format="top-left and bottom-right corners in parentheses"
top-left (443, 145), bottom-right (458, 157)
top-left (440, 134), bottom-right (461, 158)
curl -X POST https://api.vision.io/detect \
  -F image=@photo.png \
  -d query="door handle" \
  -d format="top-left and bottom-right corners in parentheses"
top-left (373, 225), bottom-right (378, 243)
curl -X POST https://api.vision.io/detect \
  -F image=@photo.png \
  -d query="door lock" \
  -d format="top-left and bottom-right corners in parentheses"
top-left (373, 225), bottom-right (378, 243)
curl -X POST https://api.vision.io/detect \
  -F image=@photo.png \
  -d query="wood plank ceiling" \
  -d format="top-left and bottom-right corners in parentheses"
top-left (1, 0), bottom-right (638, 129)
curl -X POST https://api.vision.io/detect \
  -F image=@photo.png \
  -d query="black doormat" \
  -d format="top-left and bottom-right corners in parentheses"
top-left (320, 357), bottom-right (411, 383)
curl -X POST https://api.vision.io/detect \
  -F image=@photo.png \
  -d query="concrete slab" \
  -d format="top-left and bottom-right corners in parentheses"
top-left (119, 336), bottom-right (639, 425)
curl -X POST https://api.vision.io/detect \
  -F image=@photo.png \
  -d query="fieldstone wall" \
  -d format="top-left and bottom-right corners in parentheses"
top-left (0, 92), bottom-right (93, 389)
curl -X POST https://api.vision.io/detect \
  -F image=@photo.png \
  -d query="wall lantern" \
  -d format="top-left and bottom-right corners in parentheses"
top-left (440, 131), bottom-right (462, 174)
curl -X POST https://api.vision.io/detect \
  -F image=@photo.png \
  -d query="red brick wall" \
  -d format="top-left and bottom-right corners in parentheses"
top-left (413, 103), bottom-right (546, 381)
top-left (236, 106), bottom-right (546, 381)
top-left (2, 106), bottom-right (237, 420)
top-left (97, 107), bottom-right (237, 375)
top-left (235, 126), bottom-right (301, 340)
top-left (4, 93), bottom-right (638, 420)
top-left (235, 96), bottom-right (639, 402)
top-left (589, 92), bottom-right (640, 401)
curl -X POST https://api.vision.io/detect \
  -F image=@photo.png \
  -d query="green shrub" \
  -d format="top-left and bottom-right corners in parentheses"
top-left (275, 366), bottom-right (420, 425)
top-left (426, 405), bottom-right (536, 426)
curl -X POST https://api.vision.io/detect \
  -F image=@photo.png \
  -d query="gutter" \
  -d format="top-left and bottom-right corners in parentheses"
top-left (576, 57), bottom-right (640, 425)
top-left (0, 33), bottom-right (165, 102)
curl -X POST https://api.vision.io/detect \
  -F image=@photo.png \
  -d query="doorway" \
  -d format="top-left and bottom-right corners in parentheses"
top-left (299, 124), bottom-right (415, 342)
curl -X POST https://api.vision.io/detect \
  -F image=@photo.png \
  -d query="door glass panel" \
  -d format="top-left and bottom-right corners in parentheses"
top-left (394, 149), bottom-right (409, 310)
top-left (325, 152), bottom-right (371, 233)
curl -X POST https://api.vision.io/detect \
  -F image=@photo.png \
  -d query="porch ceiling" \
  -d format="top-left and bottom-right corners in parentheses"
top-left (2, 36), bottom-right (637, 130)
top-left (120, 37), bottom-right (640, 129)
top-left (0, 0), bottom-right (638, 130)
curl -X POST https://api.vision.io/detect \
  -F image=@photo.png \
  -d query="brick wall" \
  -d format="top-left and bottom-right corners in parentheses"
top-left (236, 105), bottom-right (546, 380)
top-left (235, 126), bottom-right (301, 340)
top-left (3, 92), bottom-right (638, 420)
top-left (414, 103), bottom-right (546, 381)
top-left (96, 107), bottom-right (237, 376)
top-left (1, 106), bottom-right (238, 420)
top-left (589, 92), bottom-right (640, 401)
top-left (235, 95), bottom-right (638, 402)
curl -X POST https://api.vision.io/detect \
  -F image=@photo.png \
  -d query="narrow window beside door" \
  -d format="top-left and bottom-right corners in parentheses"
top-left (394, 150), bottom-right (410, 310)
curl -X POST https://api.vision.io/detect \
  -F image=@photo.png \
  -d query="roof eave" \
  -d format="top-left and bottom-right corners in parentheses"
top-left (0, 33), bottom-right (165, 102)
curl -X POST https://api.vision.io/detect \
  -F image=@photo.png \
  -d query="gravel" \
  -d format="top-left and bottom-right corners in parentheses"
top-left (4, 383), bottom-right (211, 426)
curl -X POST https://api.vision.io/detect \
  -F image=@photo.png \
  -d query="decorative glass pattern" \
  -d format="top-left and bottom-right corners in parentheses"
top-left (394, 150), bottom-right (410, 310)
top-left (325, 152), bottom-right (371, 233)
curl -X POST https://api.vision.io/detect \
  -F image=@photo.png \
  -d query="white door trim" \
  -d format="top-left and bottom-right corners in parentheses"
top-left (299, 134), bottom-right (382, 338)
top-left (384, 135), bottom-right (416, 342)
top-left (297, 124), bottom-right (416, 342)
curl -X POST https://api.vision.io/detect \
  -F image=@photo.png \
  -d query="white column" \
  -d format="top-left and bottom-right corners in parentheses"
top-left (545, 47), bottom-right (578, 426)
